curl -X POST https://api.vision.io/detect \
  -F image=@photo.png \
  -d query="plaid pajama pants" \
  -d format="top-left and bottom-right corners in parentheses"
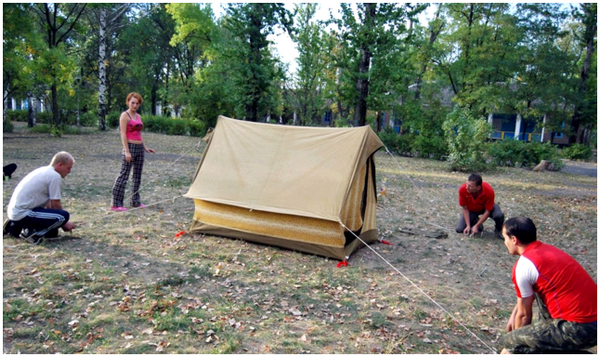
top-left (498, 294), bottom-right (597, 353)
top-left (111, 143), bottom-right (145, 207)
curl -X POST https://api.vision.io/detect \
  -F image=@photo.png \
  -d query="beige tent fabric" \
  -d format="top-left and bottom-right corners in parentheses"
top-left (192, 200), bottom-right (346, 247)
top-left (185, 116), bottom-right (383, 222)
top-left (185, 116), bottom-right (383, 260)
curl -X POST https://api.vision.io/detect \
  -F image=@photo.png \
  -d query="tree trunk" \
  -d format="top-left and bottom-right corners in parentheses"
top-left (27, 92), bottom-right (36, 127)
top-left (569, 4), bottom-right (596, 145)
top-left (51, 82), bottom-right (60, 127)
top-left (353, 3), bottom-right (376, 127)
top-left (98, 8), bottom-right (107, 131)
top-left (3, 90), bottom-right (7, 127)
top-left (415, 4), bottom-right (444, 100)
top-left (353, 46), bottom-right (371, 127)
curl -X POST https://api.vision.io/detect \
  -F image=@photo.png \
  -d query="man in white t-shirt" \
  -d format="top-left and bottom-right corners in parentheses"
top-left (4, 152), bottom-right (76, 244)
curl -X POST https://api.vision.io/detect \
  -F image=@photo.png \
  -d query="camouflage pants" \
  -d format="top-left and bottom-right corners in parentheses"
top-left (498, 295), bottom-right (597, 353)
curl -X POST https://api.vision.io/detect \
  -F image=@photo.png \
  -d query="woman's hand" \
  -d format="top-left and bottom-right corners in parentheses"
top-left (125, 152), bottom-right (132, 163)
top-left (145, 147), bottom-right (155, 154)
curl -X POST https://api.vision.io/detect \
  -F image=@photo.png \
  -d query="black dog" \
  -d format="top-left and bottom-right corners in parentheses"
top-left (3, 163), bottom-right (17, 179)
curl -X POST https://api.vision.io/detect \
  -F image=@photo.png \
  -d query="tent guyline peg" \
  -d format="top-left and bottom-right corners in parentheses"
top-left (380, 239), bottom-right (392, 245)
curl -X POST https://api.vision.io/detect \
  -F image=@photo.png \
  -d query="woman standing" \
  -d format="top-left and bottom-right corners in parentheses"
top-left (111, 92), bottom-right (155, 211)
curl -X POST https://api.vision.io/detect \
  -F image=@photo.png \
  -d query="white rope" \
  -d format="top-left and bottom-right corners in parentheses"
top-left (339, 221), bottom-right (497, 354)
top-left (76, 195), bottom-right (185, 227)
top-left (382, 146), bottom-right (453, 233)
top-left (77, 139), bottom-right (203, 227)
top-left (119, 140), bottom-right (202, 206)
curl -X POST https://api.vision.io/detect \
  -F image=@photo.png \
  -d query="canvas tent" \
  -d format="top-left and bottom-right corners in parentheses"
top-left (185, 115), bottom-right (384, 260)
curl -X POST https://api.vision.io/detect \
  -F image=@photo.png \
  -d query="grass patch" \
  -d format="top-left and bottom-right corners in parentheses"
top-left (2, 125), bottom-right (596, 353)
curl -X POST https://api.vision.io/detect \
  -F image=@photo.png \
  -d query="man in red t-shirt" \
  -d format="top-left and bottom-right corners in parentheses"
top-left (456, 173), bottom-right (504, 237)
top-left (498, 217), bottom-right (597, 354)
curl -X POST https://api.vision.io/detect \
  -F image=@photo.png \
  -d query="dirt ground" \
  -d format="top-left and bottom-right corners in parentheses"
top-left (2, 123), bottom-right (597, 354)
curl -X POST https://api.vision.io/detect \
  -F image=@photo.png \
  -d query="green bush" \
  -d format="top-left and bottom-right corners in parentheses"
top-left (167, 118), bottom-right (188, 136)
top-left (78, 112), bottom-right (98, 127)
top-left (107, 112), bottom-right (121, 128)
top-left (488, 139), bottom-right (563, 170)
top-left (523, 141), bottom-right (564, 170)
top-left (3, 119), bottom-right (14, 132)
top-left (143, 115), bottom-right (170, 134)
top-left (561, 143), bottom-right (593, 161)
top-left (37, 112), bottom-right (53, 124)
top-left (29, 124), bottom-right (86, 136)
top-left (107, 113), bottom-right (208, 137)
top-left (5, 110), bottom-right (53, 125)
top-left (487, 139), bottom-right (523, 167)
top-left (6, 110), bottom-right (28, 122)
top-left (442, 106), bottom-right (492, 172)
top-left (412, 133), bottom-right (448, 160)
top-left (188, 119), bottom-right (207, 137)
top-left (378, 127), bottom-right (414, 156)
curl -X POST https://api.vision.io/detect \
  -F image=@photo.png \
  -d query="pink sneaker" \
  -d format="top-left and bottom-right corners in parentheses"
top-left (133, 204), bottom-right (147, 209)
top-left (111, 206), bottom-right (127, 212)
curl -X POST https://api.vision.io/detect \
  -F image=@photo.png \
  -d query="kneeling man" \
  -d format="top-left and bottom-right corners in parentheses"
top-left (498, 217), bottom-right (597, 354)
top-left (456, 173), bottom-right (504, 237)
top-left (4, 151), bottom-right (76, 244)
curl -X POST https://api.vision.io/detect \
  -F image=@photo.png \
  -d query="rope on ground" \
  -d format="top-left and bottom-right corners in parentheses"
top-left (380, 144), bottom-right (507, 286)
top-left (382, 145), bottom-right (451, 233)
top-left (339, 221), bottom-right (497, 354)
top-left (76, 195), bottom-right (185, 228)
top-left (118, 139), bottom-right (203, 209)
top-left (74, 139), bottom-right (203, 227)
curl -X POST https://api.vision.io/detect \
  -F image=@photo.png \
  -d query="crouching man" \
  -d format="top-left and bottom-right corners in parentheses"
top-left (456, 173), bottom-right (504, 238)
top-left (498, 217), bottom-right (597, 354)
top-left (4, 151), bottom-right (76, 244)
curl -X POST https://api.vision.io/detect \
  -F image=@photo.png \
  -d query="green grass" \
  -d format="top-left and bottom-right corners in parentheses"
top-left (2, 123), bottom-right (597, 353)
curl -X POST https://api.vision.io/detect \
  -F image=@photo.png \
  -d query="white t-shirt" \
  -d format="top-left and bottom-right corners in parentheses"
top-left (7, 165), bottom-right (62, 221)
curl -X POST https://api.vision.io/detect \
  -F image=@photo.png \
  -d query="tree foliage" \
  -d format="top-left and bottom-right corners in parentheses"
top-left (442, 105), bottom-right (492, 172)
top-left (3, 2), bottom-right (595, 150)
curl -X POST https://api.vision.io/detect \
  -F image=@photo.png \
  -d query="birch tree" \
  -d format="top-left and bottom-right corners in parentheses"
top-left (89, 4), bottom-right (129, 130)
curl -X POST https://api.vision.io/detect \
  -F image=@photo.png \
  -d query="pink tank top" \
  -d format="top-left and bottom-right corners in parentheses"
top-left (125, 112), bottom-right (143, 141)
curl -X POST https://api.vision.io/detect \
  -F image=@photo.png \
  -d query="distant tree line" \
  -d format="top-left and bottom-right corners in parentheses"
top-left (3, 3), bottom-right (596, 147)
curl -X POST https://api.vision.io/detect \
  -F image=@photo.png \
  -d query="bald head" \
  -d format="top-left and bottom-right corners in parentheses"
top-left (50, 152), bottom-right (74, 178)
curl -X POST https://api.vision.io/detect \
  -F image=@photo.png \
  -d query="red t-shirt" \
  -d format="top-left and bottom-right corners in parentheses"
top-left (512, 241), bottom-right (597, 323)
top-left (458, 182), bottom-right (495, 212)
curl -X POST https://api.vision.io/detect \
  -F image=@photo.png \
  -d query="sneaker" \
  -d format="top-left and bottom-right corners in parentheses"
top-left (111, 206), bottom-right (127, 212)
top-left (20, 230), bottom-right (43, 245)
top-left (44, 230), bottom-right (60, 240)
top-left (3, 219), bottom-right (11, 235)
top-left (3, 219), bottom-right (21, 238)
top-left (495, 229), bottom-right (503, 239)
top-left (133, 203), bottom-right (147, 209)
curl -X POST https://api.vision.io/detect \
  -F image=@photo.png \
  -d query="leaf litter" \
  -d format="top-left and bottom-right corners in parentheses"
top-left (2, 127), bottom-right (596, 353)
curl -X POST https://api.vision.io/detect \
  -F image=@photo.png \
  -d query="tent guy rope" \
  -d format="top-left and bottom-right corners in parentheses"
top-left (339, 221), bottom-right (498, 354)
top-left (117, 139), bottom-right (203, 208)
top-left (76, 139), bottom-right (203, 228)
